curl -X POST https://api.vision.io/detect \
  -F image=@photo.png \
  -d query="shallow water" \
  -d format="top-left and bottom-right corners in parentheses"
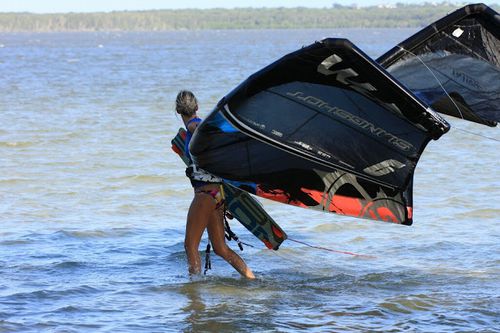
top-left (1, 29), bottom-right (499, 332)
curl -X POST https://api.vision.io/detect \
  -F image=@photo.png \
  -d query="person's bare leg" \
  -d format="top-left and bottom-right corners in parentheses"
top-left (208, 208), bottom-right (255, 279)
top-left (184, 193), bottom-right (212, 275)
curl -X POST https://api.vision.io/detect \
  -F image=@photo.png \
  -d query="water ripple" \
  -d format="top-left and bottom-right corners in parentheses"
top-left (1, 29), bottom-right (498, 333)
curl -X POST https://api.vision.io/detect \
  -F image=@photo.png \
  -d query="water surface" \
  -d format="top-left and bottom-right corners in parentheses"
top-left (1, 29), bottom-right (499, 332)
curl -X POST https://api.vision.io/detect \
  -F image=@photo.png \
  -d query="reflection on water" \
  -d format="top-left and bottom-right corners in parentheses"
top-left (181, 282), bottom-right (207, 332)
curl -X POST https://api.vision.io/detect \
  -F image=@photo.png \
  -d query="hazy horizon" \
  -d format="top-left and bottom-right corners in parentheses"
top-left (1, 0), bottom-right (490, 14)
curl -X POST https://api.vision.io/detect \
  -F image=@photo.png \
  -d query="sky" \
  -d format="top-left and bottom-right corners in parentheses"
top-left (0, 0), bottom-right (472, 13)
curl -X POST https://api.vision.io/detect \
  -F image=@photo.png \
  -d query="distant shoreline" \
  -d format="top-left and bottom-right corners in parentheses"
top-left (2, 4), bottom-right (496, 32)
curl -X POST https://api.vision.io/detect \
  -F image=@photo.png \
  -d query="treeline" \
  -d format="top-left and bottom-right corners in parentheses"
top-left (0, 3), bottom-right (497, 32)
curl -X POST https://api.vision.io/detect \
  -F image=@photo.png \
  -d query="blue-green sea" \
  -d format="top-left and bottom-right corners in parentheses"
top-left (1, 29), bottom-right (499, 332)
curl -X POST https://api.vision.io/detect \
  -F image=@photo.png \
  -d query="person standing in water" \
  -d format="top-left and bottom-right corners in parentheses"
top-left (175, 90), bottom-right (255, 279)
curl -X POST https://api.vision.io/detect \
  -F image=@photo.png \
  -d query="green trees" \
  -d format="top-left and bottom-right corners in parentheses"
top-left (1, 4), bottom-right (496, 32)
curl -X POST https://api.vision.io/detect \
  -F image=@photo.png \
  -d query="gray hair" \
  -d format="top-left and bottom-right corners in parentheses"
top-left (175, 90), bottom-right (198, 116)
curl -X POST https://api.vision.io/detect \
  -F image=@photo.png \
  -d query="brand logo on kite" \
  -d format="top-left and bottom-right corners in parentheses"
top-left (452, 69), bottom-right (482, 90)
top-left (363, 159), bottom-right (406, 176)
top-left (317, 54), bottom-right (377, 93)
top-left (240, 115), bottom-right (266, 129)
top-left (286, 91), bottom-right (414, 152)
